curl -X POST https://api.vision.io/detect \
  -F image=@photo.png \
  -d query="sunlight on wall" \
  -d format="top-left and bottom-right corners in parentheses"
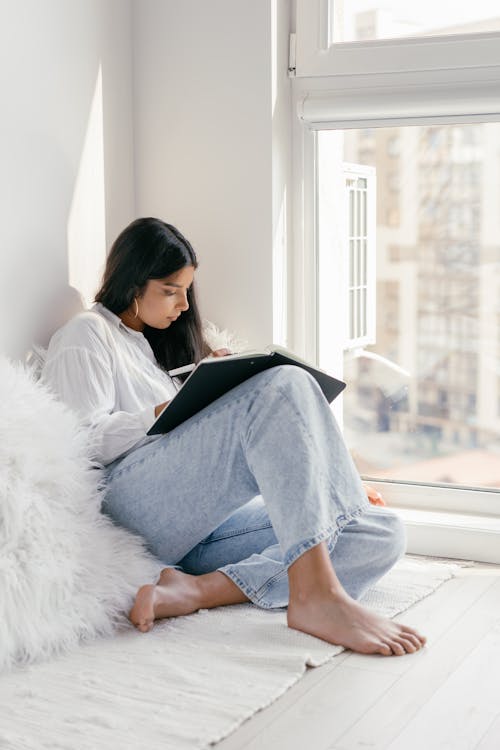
top-left (67, 64), bottom-right (106, 309)
top-left (273, 186), bottom-right (287, 346)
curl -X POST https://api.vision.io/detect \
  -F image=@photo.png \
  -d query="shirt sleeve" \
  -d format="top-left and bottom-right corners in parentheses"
top-left (41, 345), bottom-right (157, 467)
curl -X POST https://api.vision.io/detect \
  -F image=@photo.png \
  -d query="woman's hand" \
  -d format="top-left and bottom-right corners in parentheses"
top-left (154, 400), bottom-right (171, 418)
top-left (363, 483), bottom-right (386, 506)
top-left (209, 348), bottom-right (232, 358)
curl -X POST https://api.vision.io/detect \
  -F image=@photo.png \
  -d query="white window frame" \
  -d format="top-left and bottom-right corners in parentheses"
top-left (295, 0), bottom-right (500, 78)
top-left (289, 3), bottom-right (500, 561)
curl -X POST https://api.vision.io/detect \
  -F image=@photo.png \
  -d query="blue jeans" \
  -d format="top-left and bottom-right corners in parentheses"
top-left (102, 365), bottom-right (406, 609)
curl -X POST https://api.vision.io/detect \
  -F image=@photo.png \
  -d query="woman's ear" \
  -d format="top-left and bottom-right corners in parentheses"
top-left (134, 284), bottom-right (146, 300)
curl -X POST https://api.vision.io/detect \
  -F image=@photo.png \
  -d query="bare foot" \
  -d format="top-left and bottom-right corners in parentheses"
top-left (287, 589), bottom-right (427, 656)
top-left (129, 568), bottom-right (202, 633)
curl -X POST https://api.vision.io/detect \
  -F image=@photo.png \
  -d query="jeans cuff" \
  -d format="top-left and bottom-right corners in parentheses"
top-left (283, 502), bottom-right (368, 569)
top-left (217, 502), bottom-right (369, 610)
top-left (216, 566), bottom-right (285, 610)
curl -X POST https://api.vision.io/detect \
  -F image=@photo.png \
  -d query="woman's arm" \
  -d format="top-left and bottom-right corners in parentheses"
top-left (154, 350), bottom-right (231, 417)
top-left (41, 344), bottom-right (160, 467)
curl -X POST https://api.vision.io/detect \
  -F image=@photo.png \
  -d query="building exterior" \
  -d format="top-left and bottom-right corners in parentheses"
top-left (341, 10), bottom-right (500, 487)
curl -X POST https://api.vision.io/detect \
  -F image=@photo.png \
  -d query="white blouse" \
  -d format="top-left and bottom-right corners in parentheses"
top-left (40, 302), bottom-right (179, 467)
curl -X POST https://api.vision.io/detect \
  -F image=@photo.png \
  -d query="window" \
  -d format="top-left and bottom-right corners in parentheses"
top-left (319, 123), bottom-right (500, 493)
top-left (291, 1), bottom-right (500, 532)
top-left (295, 0), bottom-right (500, 77)
top-left (331, 2), bottom-right (500, 44)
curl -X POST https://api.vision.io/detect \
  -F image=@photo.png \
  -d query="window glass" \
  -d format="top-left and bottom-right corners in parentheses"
top-left (318, 123), bottom-right (500, 490)
top-left (333, 1), bottom-right (500, 43)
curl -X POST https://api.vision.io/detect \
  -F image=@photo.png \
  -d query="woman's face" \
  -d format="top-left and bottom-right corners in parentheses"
top-left (125, 265), bottom-right (195, 331)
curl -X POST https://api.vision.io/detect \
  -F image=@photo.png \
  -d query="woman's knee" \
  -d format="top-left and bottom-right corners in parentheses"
top-left (271, 363), bottom-right (316, 385)
top-left (261, 364), bottom-right (318, 401)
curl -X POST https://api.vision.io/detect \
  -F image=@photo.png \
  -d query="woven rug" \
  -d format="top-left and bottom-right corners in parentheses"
top-left (0, 556), bottom-right (465, 750)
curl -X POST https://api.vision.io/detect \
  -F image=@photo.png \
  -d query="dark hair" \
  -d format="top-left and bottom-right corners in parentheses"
top-left (94, 217), bottom-right (212, 378)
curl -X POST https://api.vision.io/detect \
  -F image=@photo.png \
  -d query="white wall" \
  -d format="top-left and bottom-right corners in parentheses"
top-left (1, 0), bottom-right (292, 359)
top-left (0, 0), bottom-right (135, 359)
top-left (132, 0), bottom-right (292, 349)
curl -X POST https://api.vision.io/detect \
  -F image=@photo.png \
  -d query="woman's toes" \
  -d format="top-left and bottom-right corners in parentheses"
top-left (377, 642), bottom-right (393, 656)
top-left (403, 632), bottom-right (424, 650)
top-left (388, 640), bottom-right (406, 656)
top-left (402, 625), bottom-right (427, 644)
top-left (129, 583), bottom-right (157, 631)
top-left (132, 616), bottom-right (151, 632)
top-left (395, 636), bottom-right (417, 653)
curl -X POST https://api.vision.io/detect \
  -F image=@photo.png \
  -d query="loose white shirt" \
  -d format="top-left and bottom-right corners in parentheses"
top-left (40, 302), bottom-right (179, 467)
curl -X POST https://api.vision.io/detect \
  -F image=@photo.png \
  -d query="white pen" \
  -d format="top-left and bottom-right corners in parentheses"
top-left (167, 351), bottom-right (233, 377)
top-left (167, 362), bottom-right (196, 377)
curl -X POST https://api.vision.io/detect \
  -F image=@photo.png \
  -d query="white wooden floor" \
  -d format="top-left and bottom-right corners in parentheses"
top-left (216, 559), bottom-right (500, 750)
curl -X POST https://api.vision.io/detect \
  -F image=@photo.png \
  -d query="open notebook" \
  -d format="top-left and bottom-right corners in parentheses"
top-left (147, 345), bottom-right (346, 435)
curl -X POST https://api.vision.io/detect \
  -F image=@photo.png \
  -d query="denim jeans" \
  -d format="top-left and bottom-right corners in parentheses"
top-left (102, 365), bottom-right (406, 609)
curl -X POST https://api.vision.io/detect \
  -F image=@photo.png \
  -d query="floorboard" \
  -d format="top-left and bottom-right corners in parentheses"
top-left (216, 561), bottom-right (500, 750)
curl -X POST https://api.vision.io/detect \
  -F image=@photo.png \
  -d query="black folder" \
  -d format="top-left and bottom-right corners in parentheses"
top-left (147, 347), bottom-right (346, 435)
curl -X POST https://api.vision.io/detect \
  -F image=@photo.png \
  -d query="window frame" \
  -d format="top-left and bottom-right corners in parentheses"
top-left (295, 0), bottom-right (500, 78)
top-left (289, 6), bottom-right (500, 542)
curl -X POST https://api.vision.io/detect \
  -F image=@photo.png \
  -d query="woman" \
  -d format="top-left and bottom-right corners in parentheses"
top-left (41, 217), bottom-right (426, 657)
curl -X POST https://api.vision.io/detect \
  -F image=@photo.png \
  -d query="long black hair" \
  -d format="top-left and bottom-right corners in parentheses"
top-left (94, 217), bottom-right (212, 378)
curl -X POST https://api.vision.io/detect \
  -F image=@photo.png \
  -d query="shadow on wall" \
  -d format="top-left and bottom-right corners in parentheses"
top-left (32, 285), bottom-right (85, 350)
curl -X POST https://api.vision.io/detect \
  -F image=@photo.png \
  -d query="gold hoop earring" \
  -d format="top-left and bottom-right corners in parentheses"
top-left (133, 297), bottom-right (139, 319)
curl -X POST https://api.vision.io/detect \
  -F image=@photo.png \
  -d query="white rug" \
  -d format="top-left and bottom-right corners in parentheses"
top-left (0, 556), bottom-right (465, 750)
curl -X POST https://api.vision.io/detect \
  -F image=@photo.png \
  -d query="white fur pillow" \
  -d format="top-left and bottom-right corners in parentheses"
top-left (202, 319), bottom-right (248, 353)
top-left (0, 356), bottom-right (163, 672)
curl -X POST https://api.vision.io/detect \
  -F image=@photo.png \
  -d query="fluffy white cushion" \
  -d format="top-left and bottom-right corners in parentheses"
top-left (0, 356), bottom-right (163, 673)
top-left (202, 319), bottom-right (248, 354)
